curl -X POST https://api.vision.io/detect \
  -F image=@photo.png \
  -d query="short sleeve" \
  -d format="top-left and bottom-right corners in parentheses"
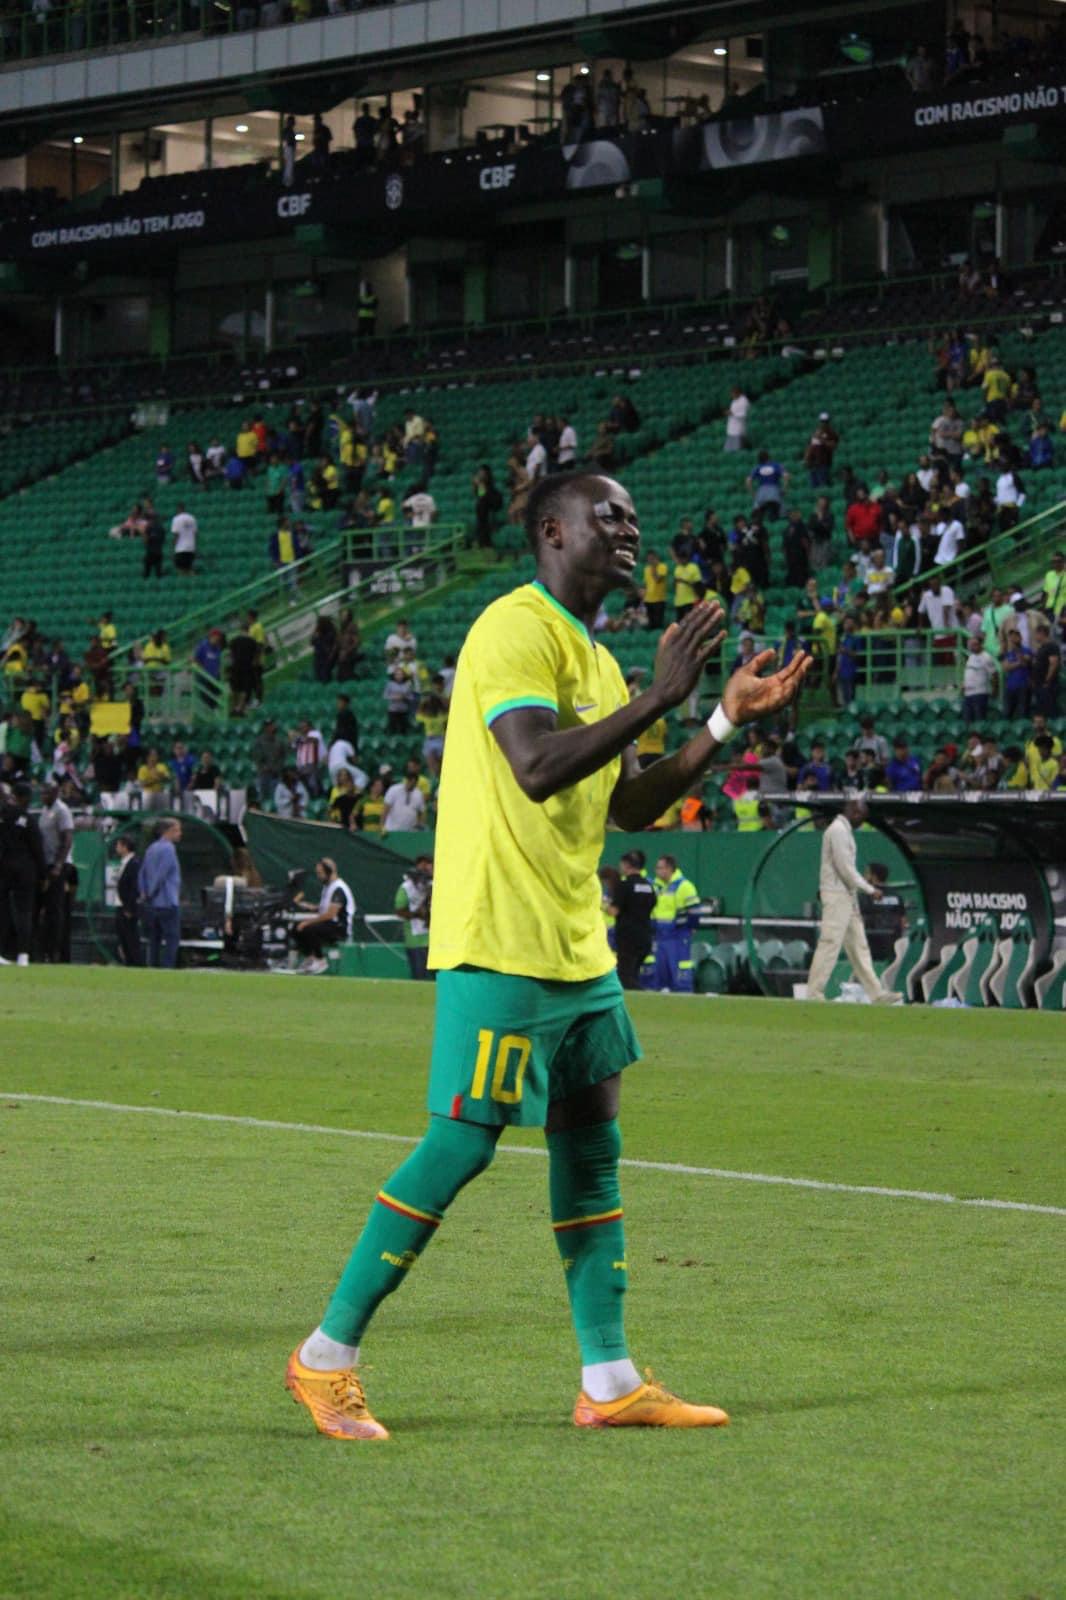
top-left (467, 601), bottom-right (561, 728)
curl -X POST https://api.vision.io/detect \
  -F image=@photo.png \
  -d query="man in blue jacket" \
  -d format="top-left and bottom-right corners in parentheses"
top-left (139, 818), bottom-right (182, 969)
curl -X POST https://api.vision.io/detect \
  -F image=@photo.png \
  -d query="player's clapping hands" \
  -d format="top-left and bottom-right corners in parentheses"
top-left (722, 647), bottom-right (812, 726)
top-left (651, 601), bottom-right (726, 708)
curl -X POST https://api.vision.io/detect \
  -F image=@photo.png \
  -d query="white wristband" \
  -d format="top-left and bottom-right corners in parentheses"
top-left (707, 702), bottom-right (737, 745)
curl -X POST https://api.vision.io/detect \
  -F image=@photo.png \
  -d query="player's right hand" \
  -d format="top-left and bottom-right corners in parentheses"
top-left (651, 601), bottom-right (726, 709)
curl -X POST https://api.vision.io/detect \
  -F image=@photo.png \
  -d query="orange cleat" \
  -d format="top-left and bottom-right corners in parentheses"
top-left (285, 1347), bottom-right (390, 1441)
top-left (573, 1372), bottom-right (729, 1429)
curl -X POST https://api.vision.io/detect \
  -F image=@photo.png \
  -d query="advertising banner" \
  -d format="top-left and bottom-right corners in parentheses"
top-left (825, 73), bottom-right (1066, 158)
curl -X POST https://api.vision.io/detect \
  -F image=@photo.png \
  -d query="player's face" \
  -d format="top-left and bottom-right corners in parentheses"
top-left (566, 480), bottom-right (641, 589)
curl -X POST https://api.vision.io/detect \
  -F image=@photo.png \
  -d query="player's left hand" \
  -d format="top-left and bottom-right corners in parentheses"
top-left (721, 648), bottom-right (812, 726)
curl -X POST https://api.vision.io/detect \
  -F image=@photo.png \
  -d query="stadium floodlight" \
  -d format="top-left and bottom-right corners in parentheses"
top-left (72, 135), bottom-right (84, 144)
top-left (713, 45), bottom-right (727, 56)
top-left (535, 71), bottom-right (551, 81)
top-left (235, 123), bottom-right (249, 133)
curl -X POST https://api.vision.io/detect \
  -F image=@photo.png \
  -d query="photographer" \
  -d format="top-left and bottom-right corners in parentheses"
top-left (395, 854), bottom-right (433, 980)
top-left (290, 857), bottom-right (355, 975)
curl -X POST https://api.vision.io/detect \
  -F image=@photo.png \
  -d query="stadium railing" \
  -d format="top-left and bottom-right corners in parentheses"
top-left (126, 525), bottom-right (464, 723)
top-left (120, 521), bottom-right (465, 665)
top-left (894, 499), bottom-right (1066, 603)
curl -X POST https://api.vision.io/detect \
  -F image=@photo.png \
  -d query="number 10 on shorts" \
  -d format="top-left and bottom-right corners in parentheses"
top-left (471, 1030), bottom-right (531, 1105)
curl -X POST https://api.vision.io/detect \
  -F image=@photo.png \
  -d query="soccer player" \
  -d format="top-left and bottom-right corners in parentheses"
top-left (286, 473), bottom-right (810, 1440)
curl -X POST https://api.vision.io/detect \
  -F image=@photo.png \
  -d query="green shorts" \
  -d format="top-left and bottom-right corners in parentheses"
top-left (428, 965), bottom-right (642, 1128)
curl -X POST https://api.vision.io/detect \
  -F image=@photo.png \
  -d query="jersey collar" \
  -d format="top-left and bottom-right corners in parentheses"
top-left (531, 580), bottom-right (595, 647)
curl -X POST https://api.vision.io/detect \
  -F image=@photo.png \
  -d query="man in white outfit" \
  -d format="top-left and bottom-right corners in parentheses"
top-left (806, 799), bottom-right (902, 1004)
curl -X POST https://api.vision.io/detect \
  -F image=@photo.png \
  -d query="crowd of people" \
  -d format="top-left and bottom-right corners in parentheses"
top-left (904, 17), bottom-right (1066, 94)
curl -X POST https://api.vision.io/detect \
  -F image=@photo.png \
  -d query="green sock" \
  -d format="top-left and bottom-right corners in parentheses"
top-left (321, 1115), bottom-right (499, 1345)
top-left (548, 1119), bottom-right (630, 1365)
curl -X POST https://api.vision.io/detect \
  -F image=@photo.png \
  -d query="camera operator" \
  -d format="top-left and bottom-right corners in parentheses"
top-left (395, 853), bottom-right (433, 980)
top-left (291, 856), bottom-right (355, 975)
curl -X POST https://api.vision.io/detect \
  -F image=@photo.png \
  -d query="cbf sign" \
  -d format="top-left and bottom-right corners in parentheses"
top-left (479, 164), bottom-right (516, 191)
top-left (277, 193), bottom-right (312, 218)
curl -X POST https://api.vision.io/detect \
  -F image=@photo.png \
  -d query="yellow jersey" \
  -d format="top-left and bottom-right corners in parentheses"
top-left (428, 580), bottom-right (628, 981)
top-left (99, 622), bottom-right (117, 651)
top-left (636, 716), bottom-right (667, 758)
top-left (674, 562), bottom-right (702, 607)
top-left (643, 560), bottom-right (668, 604)
top-left (20, 688), bottom-right (49, 721)
top-left (236, 428), bottom-right (259, 460)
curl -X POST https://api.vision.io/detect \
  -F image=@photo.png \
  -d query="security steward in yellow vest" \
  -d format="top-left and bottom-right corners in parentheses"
top-left (650, 852), bottom-right (700, 991)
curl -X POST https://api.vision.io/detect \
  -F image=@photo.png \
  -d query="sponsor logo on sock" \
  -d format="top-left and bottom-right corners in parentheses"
top-left (380, 1249), bottom-right (419, 1269)
top-left (612, 1259), bottom-right (628, 1271)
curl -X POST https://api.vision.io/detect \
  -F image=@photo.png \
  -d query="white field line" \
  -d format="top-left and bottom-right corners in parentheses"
top-left (5, 1091), bottom-right (1065, 1218)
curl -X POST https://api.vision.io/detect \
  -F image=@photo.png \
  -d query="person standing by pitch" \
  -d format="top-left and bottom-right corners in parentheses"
top-left (806, 798), bottom-right (902, 1004)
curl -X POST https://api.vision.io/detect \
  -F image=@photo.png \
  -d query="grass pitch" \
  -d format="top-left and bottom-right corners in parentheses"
top-left (0, 969), bottom-right (1062, 1600)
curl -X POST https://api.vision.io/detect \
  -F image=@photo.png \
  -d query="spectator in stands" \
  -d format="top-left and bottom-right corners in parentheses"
top-left (995, 464), bottom-right (1026, 531)
top-left (525, 430), bottom-right (548, 484)
top-left (673, 549), bottom-right (702, 623)
top-left (171, 503), bottom-right (198, 575)
top-left (723, 386), bottom-right (750, 452)
top-left (281, 115), bottom-right (297, 186)
top-left (472, 465), bottom-right (502, 550)
top-left (274, 768), bottom-right (309, 819)
top-left (933, 507), bottom-right (965, 567)
top-left (403, 482), bottom-right (438, 528)
top-left (236, 419), bottom-right (259, 477)
top-left (385, 618), bottom-right (416, 659)
top-left (384, 667), bottom-right (412, 734)
top-left (915, 748), bottom-right (960, 800)
top-left (782, 508), bottom-right (809, 589)
top-left (930, 399), bottom-right (964, 466)
top-left (886, 738), bottom-right (922, 793)
top-left (265, 452), bottom-right (288, 517)
top-left (382, 769), bottom-right (427, 834)
top-left (193, 628), bottom-right (224, 710)
top-left (747, 451), bottom-right (787, 521)
top-left (416, 691), bottom-right (448, 776)
top-left (641, 549), bottom-right (667, 629)
top-left (804, 413), bottom-right (838, 487)
top-left (137, 500), bottom-right (164, 581)
top-left (310, 614), bottom-right (338, 684)
top-left (798, 739), bottom-right (831, 792)
top-left (834, 615), bottom-right (863, 706)
top-left (353, 103), bottom-right (376, 167)
top-left (224, 453), bottom-right (245, 491)
top-left (355, 775), bottom-right (386, 833)
top-left (1002, 629), bottom-right (1032, 720)
top-left (310, 112), bottom-right (332, 172)
top-left (228, 619), bottom-right (259, 716)
top-left (805, 494), bottom-right (833, 572)
top-left (290, 717), bottom-right (324, 798)
top-left (1031, 623), bottom-right (1061, 716)
top-left (137, 747), bottom-right (171, 810)
top-left (917, 574), bottom-right (958, 644)
top-left (328, 769), bottom-right (360, 832)
top-left (961, 635), bottom-right (999, 724)
top-left (1029, 423), bottom-right (1054, 470)
top-left (187, 443), bottom-right (206, 490)
top-left (190, 750), bottom-right (223, 792)
top-left (83, 634), bottom-right (112, 699)
top-left (1043, 551), bottom-right (1066, 620)
top-left (169, 740), bottom-right (195, 794)
top-left (269, 517), bottom-right (309, 593)
top-left (905, 43), bottom-right (936, 90)
top-left (1027, 736), bottom-right (1058, 790)
top-left (204, 439), bottom-right (226, 484)
top-left (844, 484), bottom-right (881, 547)
top-left (596, 67), bottom-right (621, 126)
top-left (155, 443), bottom-right (174, 486)
top-left (253, 718), bottom-right (287, 800)
top-left (334, 611), bottom-right (363, 681)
